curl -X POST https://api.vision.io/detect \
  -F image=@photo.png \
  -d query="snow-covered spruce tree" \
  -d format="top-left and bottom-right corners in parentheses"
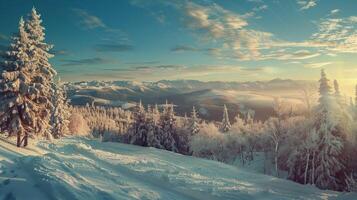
top-left (0, 18), bottom-right (36, 147)
top-left (314, 69), bottom-right (347, 191)
top-left (189, 106), bottom-right (200, 135)
top-left (160, 102), bottom-right (177, 151)
top-left (51, 81), bottom-right (70, 138)
top-left (221, 104), bottom-right (231, 132)
top-left (128, 100), bottom-right (148, 146)
top-left (146, 104), bottom-right (162, 148)
top-left (26, 7), bottom-right (57, 139)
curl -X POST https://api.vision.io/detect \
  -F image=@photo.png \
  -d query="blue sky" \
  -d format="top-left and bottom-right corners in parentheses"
top-left (0, 0), bottom-right (356, 89)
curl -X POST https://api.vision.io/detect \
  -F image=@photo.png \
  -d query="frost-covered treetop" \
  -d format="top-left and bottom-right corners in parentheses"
top-left (319, 69), bottom-right (331, 96)
top-left (27, 7), bottom-right (45, 42)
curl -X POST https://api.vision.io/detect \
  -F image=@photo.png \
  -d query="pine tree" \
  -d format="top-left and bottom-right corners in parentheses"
top-left (0, 18), bottom-right (38, 146)
top-left (128, 100), bottom-right (148, 146)
top-left (25, 7), bottom-right (57, 139)
top-left (146, 107), bottom-right (162, 149)
top-left (189, 106), bottom-right (200, 135)
top-left (51, 81), bottom-right (70, 138)
top-left (160, 103), bottom-right (177, 151)
top-left (221, 104), bottom-right (231, 132)
top-left (314, 69), bottom-right (346, 190)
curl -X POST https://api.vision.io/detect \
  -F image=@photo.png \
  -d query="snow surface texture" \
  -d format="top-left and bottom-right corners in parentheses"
top-left (0, 137), bottom-right (356, 200)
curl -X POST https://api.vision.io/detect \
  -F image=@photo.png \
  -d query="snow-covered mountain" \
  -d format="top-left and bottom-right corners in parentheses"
top-left (65, 79), bottom-right (316, 121)
top-left (0, 137), bottom-right (355, 200)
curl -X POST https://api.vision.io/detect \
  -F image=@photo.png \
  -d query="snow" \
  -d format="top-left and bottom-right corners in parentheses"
top-left (0, 136), bottom-right (356, 200)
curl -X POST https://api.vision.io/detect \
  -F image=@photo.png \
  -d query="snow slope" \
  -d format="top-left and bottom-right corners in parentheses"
top-left (0, 137), bottom-right (356, 200)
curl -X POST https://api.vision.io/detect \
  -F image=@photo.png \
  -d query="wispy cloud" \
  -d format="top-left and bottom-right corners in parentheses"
top-left (297, 0), bottom-right (318, 10)
top-left (247, 0), bottom-right (263, 3)
top-left (312, 15), bottom-right (357, 53)
top-left (253, 4), bottom-right (268, 12)
top-left (135, 64), bottom-right (186, 71)
top-left (304, 62), bottom-right (332, 68)
top-left (330, 9), bottom-right (340, 15)
top-left (264, 50), bottom-right (320, 60)
top-left (61, 57), bottom-right (116, 66)
top-left (171, 45), bottom-right (198, 52)
top-left (94, 44), bottom-right (134, 52)
top-left (72, 8), bottom-right (106, 29)
top-left (130, 0), bottom-right (357, 62)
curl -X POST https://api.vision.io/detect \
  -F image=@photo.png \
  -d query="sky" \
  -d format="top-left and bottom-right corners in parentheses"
top-left (0, 0), bottom-right (356, 91)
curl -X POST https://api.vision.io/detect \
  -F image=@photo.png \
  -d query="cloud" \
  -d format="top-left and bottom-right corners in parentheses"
top-left (94, 44), bottom-right (134, 52)
top-left (311, 15), bottom-right (357, 53)
top-left (171, 45), bottom-right (198, 52)
top-left (184, 2), bottom-right (248, 38)
top-left (131, 0), bottom-right (353, 61)
top-left (73, 8), bottom-right (106, 29)
top-left (125, 61), bottom-right (160, 65)
top-left (253, 5), bottom-right (268, 12)
top-left (180, 2), bottom-right (277, 60)
top-left (134, 65), bottom-right (186, 71)
top-left (61, 57), bottom-right (116, 66)
top-left (330, 9), bottom-right (340, 15)
top-left (304, 62), bottom-right (331, 68)
top-left (297, 0), bottom-right (317, 10)
top-left (247, 0), bottom-right (263, 3)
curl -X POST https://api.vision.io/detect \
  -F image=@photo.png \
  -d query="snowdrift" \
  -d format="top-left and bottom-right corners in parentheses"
top-left (0, 137), bottom-right (356, 200)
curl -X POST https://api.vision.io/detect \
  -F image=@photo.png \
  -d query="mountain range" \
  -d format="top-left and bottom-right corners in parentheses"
top-left (65, 79), bottom-right (316, 121)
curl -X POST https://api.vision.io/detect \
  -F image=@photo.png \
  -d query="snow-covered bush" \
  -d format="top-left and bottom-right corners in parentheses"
top-left (190, 123), bottom-right (227, 161)
top-left (68, 113), bottom-right (90, 136)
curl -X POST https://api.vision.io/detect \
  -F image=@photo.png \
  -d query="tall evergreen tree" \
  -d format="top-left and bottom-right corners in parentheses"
top-left (160, 103), bottom-right (177, 151)
top-left (146, 107), bottom-right (162, 148)
top-left (221, 104), bottom-right (231, 132)
top-left (189, 106), bottom-right (200, 135)
top-left (51, 81), bottom-right (70, 138)
top-left (128, 100), bottom-right (148, 146)
top-left (0, 18), bottom-right (39, 146)
top-left (314, 69), bottom-right (346, 190)
top-left (25, 7), bottom-right (57, 138)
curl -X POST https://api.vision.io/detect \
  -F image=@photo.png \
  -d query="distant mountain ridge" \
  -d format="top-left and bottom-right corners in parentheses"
top-left (65, 79), bottom-right (316, 121)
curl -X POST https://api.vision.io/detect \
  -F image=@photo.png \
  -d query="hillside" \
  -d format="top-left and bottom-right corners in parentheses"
top-left (0, 137), bottom-right (355, 200)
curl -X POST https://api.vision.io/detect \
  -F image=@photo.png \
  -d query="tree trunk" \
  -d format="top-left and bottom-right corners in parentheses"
top-left (241, 146), bottom-right (245, 166)
top-left (24, 132), bottom-right (28, 147)
top-left (17, 132), bottom-right (21, 147)
top-left (275, 142), bottom-right (279, 177)
top-left (311, 151), bottom-right (315, 185)
top-left (304, 151), bottom-right (310, 184)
